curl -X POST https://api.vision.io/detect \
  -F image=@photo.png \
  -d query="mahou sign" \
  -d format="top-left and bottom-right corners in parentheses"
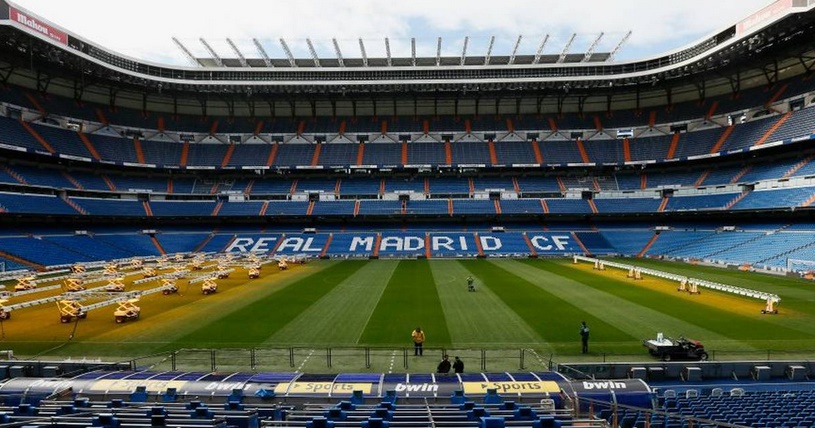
top-left (10, 7), bottom-right (67, 45)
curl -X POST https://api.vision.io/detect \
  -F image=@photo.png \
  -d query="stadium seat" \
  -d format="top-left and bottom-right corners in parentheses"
top-left (483, 388), bottom-right (504, 405)
top-left (451, 390), bottom-right (468, 404)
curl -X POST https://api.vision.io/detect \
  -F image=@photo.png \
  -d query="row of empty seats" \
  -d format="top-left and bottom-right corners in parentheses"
top-left (1, 187), bottom-right (813, 217)
top-left (4, 75), bottom-right (814, 134)
top-left (3, 104), bottom-right (815, 168)
top-left (2, 156), bottom-right (815, 196)
top-left (2, 224), bottom-right (813, 269)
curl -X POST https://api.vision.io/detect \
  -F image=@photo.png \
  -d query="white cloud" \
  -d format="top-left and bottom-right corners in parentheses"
top-left (12, 0), bottom-right (772, 65)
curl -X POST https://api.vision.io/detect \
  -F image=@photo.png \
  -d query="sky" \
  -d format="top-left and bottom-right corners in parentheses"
top-left (12, 0), bottom-right (772, 67)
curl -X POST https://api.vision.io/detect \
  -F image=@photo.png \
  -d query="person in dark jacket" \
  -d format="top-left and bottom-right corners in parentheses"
top-left (580, 321), bottom-right (590, 354)
top-left (437, 355), bottom-right (451, 374)
top-left (453, 356), bottom-right (464, 373)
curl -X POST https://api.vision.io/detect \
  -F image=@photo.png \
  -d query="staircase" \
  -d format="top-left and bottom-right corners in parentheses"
top-left (61, 171), bottom-right (84, 190)
top-left (730, 166), bottom-right (752, 184)
top-left (19, 120), bottom-right (55, 153)
top-left (724, 191), bottom-right (750, 210)
top-left (211, 200), bottom-right (224, 216)
top-left (61, 196), bottom-right (87, 215)
top-left (0, 249), bottom-right (44, 270)
top-left (756, 237), bottom-right (815, 266)
top-left (704, 231), bottom-right (769, 259)
top-left (637, 233), bottom-right (660, 258)
top-left (77, 132), bottom-right (101, 160)
top-left (1, 165), bottom-right (28, 185)
top-left (800, 192), bottom-right (815, 208)
top-left (694, 170), bottom-right (710, 188)
top-left (782, 155), bottom-right (815, 179)
top-left (657, 197), bottom-right (669, 213)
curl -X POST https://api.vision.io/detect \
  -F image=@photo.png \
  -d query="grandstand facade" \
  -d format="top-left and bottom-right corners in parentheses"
top-left (0, 0), bottom-right (814, 274)
top-left (3, 2), bottom-right (815, 428)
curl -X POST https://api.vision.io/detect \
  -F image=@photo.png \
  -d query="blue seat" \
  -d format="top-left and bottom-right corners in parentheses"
top-left (161, 387), bottom-right (177, 402)
top-left (483, 388), bottom-right (503, 405)
top-left (190, 406), bottom-right (214, 419)
top-left (532, 416), bottom-right (562, 428)
top-left (129, 385), bottom-right (148, 403)
top-left (228, 387), bottom-right (244, 404)
top-left (225, 401), bottom-right (244, 410)
top-left (459, 401), bottom-right (476, 410)
top-left (382, 390), bottom-right (397, 404)
top-left (324, 408), bottom-right (347, 421)
top-left (13, 404), bottom-right (37, 416)
top-left (361, 417), bottom-right (389, 428)
top-left (513, 406), bottom-right (538, 421)
top-left (480, 416), bottom-right (506, 428)
top-left (148, 406), bottom-right (167, 416)
top-left (306, 417), bottom-right (335, 428)
top-left (500, 401), bottom-right (517, 410)
top-left (337, 401), bottom-right (356, 410)
top-left (467, 407), bottom-right (491, 421)
top-left (370, 408), bottom-right (393, 421)
top-left (351, 389), bottom-right (365, 405)
top-left (56, 404), bottom-right (76, 415)
top-left (451, 389), bottom-right (468, 404)
top-left (92, 413), bottom-right (121, 428)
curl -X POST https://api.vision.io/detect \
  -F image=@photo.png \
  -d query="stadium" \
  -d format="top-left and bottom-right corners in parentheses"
top-left (0, 0), bottom-right (814, 426)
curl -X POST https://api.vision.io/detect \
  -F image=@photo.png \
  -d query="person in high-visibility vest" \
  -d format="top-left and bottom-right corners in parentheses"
top-left (411, 327), bottom-right (425, 356)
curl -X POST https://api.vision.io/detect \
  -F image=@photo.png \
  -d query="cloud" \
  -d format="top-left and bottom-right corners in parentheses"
top-left (13, 0), bottom-right (771, 65)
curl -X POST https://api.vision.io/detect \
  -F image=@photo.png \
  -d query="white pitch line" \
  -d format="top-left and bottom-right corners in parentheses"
top-left (388, 350), bottom-right (397, 374)
top-left (528, 348), bottom-right (549, 369)
top-left (297, 349), bottom-right (315, 372)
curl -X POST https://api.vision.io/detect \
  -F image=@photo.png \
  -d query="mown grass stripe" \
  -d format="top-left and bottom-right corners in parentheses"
top-left (428, 260), bottom-right (543, 347)
top-left (459, 259), bottom-right (634, 345)
top-left (567, 258), bottom-right (815, 338)
top-left (492, 259), bottom-right (746, 351)
top-left (536, 259), bottom-right (811, 342)
top-left (621, 258), bottom-right (815, 310)
top-left (358, 260), bottom-right (451, 346)
top-left (166, 261), bottom-right (366, 349)
top-left (264, 261), bottom-right (399, 345)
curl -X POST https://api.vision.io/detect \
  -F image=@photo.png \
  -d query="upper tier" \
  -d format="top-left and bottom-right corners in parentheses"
top-left (2, 101), bottom-right (815, 169)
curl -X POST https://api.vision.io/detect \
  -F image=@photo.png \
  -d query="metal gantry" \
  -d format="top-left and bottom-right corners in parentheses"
top-left (460, 36), bottom-right (469, 66)
top-left (557, 33), bottom-right (577, 64)
top-left (252, 38), bottom-right (273, 67)
top-left (435, 37), bottom-right (442, 66)
top-left (508, 35), bottom-right (523, 65)
top-left (582, 32), bottom-right (604, 62)
top-left (199, 38), bottom-right (223, 67)
top-left (608, 31), bottom-right (633, 62)
top-left (385, 37), bottom-right (392, 67)
top-left (172, 37), bottom-right (200, 67)
top-left (306, 38), bottom-right (321, 67)
top-left (279, 38), bottom-right (297, 67)
top-left (484, 36), bottom-right (495, 66)
top-left (332, 38), bottom-right (344, 67)
top-left (533, 34), bottom-right (550, 65)
top-left (358, 38), bottom-right (369, 67)
top-left (226, 38), bottom-right (247, 67)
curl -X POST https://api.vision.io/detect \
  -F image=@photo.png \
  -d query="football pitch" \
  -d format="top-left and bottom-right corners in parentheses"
top-left (4, 258), bottom-right (815, 373)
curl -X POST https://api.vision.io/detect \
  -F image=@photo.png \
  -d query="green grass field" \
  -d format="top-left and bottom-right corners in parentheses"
top-left (4, 258), bottom-right (815, 373)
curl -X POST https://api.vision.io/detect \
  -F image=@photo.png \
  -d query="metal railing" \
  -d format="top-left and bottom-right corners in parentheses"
top-left (113, 346), bottom-right (815, 374)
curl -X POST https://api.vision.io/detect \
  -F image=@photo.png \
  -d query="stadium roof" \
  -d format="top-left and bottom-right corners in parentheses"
top-left (1, 0), bottom-right (815, 114)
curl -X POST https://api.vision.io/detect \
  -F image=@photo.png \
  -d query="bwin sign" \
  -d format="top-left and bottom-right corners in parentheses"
top-left (582, 381), bottom-right (628, 390)
top-left (394, 383), bottom-right (438, 392)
